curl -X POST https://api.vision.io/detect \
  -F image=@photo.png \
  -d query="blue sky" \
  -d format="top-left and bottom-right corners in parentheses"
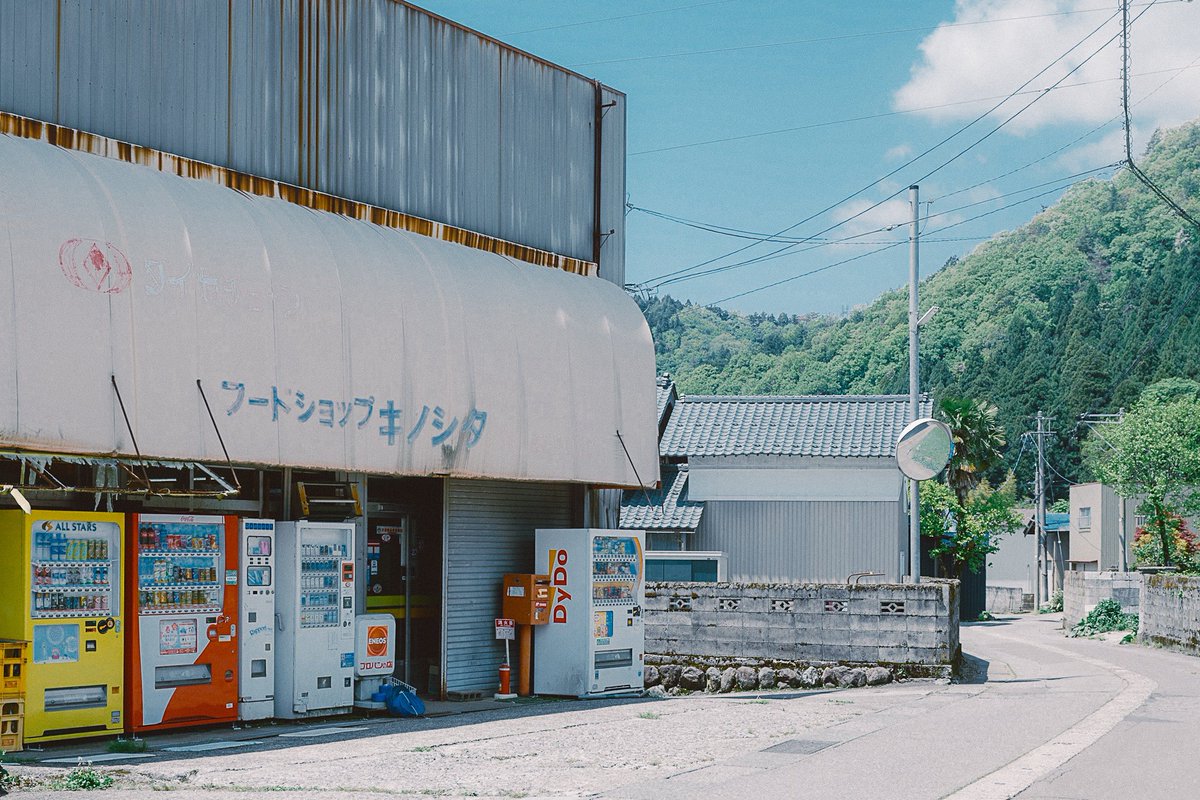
top-left (418, 1), bottom-right (1200, 316)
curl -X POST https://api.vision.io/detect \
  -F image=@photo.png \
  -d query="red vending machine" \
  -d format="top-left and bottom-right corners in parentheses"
top-left (126, 514), bottom-right (239, 731)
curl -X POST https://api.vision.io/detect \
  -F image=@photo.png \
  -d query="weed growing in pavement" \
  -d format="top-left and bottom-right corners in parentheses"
top-left (1070, 599), bottom-right (1138, 637)
top-left (55, 761), bottom-right (115, 791)
top-left (637, 711), bottom-right (660, 720)
top-left (1039, 589), bottom-right (1064, 614)
top-left (410, 745), bottom-right (435, 752)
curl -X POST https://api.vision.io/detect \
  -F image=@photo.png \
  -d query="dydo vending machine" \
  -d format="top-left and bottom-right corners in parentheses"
top-left (126, 514), bottom-right (239, 732)
top-left (274, 521), bottom-right (356, 718)
top-left (533, 529), bottom-right (646, 697)
top-left (238, 519), bottom-right (276, 721)
top-left (0, 510), bottom-right (125, 742)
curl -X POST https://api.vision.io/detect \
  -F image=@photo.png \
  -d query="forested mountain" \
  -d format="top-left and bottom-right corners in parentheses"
top-left (639, 121), bottom-right (1200, 501)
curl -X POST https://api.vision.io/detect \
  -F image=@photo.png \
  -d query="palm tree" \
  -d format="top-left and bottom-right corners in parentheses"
top-left (936, 397), bottom-right (1006, 507)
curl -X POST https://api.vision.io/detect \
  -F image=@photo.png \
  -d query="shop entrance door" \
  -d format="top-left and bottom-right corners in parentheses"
top-left (366, 517), bottom-right (410, 681)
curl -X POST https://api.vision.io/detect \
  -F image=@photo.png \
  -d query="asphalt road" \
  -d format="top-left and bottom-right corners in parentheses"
top-left (7, 613), bottom-right (1200, 799)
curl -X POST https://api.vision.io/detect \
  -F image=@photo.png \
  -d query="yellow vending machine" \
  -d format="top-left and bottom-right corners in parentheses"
top-left (0, 510), bottom-right (125, 742)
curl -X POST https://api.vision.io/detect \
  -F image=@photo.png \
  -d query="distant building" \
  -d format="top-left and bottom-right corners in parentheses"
top-left (1069, 483), bottom-right (1142, 571)
top-left (622, 380), bottom-right (930, 584)
top-left (988, 510), bottom-right (1069, 612)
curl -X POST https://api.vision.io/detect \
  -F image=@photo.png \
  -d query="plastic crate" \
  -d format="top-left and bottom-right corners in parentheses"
top-left (0, 697), bottom-right (22, 752)
top-left (0, 640), bottom-right (27, 698)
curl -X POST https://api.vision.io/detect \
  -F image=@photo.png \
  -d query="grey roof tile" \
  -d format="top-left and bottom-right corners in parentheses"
top-left (659, 394), bottom-right (934, 458)
top-left (619, 465), bottom-right (703, 531)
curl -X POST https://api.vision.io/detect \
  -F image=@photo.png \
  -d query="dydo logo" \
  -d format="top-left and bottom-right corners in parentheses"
top-left (366, 625), bottom-right (389, 657)
top-left (549, 548), bottom-right (572, 623)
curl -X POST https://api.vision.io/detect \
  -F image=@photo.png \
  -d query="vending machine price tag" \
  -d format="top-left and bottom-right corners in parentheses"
top-left (225, 569), bottom-right (238, 585)
top-left (494, 618), bottom-right (516, 640)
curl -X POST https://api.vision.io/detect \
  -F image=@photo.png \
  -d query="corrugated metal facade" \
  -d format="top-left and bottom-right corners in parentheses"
top-left (443, 479), bottom-right (575, 694)
top-left (0, 0), bottom-right (625, 285)
top-left (690, 500), bottom-right (907, 583)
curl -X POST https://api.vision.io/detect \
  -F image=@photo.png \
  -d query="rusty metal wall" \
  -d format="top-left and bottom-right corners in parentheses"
top-left (0, 0), bottom-right (624, 282)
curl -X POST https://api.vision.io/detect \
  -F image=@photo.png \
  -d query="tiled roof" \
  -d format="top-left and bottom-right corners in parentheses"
top-left (660, 394), bottom-right (934, 458)
top-left (620, 465), bottom-right (703, 531)
top-left (656, 376), bottom-right (676, 429)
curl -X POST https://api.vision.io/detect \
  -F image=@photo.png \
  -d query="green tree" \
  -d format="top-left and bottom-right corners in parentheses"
top-left (936, 397), bottom-right (1006, 506)
top-left (1091, 380), bottom-right (1200, 566)
top-left (921, 476), bottom-right (1022, 578)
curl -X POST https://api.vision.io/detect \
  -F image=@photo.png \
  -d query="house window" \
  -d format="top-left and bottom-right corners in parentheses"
top-left (1134, 515), bottom-right (1147, 529)
top-left (1078, 507), bottom-right (1092, 529)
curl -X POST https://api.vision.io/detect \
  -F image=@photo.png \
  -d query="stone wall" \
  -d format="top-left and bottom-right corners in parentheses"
top-left (1140, 574), bottom-right (1200, 655)
top-left (1063, 571), bottom-right (1141, 630)
top-left (986, 585), bottom-right (1028, 614)
top-left (644, 580), bottom-right (959, 667)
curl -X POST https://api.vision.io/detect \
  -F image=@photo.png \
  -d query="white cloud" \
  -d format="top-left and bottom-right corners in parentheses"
top-left (894, 0), bottom-right (1200, 138)
top-left (886, 143), bottom-right (914, 160)
top-left (830, 196), bottom-right (914, 237)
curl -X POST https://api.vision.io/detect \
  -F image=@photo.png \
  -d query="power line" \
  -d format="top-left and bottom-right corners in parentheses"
top-left (666, 6), bottom-right (1160, 302)
top-left (568, 1), bottom-right (1186, 67)
top-left (501, 0), bottom-right (734, 37)
top-left (630, 63), bottom-right (1199, 157)
top-left (630, 165), bottom-right (1117, 248)
top-left (640, 8), bottom-right (1125, 291)
top-left (1121, 1), bottom-right (1200, 231)
top-left (710, 241), bottom-right (907, 306)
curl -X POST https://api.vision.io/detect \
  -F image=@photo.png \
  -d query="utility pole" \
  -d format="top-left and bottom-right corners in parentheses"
top-left (1031, 412), bottom-right (1056, 606)
top-left (908, 184), bottom-right (921, 584)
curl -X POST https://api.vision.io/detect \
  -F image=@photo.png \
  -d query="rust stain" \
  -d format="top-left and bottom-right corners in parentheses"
top-left (0, 110), bottom-right (596, 278)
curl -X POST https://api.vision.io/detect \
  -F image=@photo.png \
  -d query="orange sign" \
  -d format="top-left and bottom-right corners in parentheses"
top-left (365, 625), bottom-right (389, 657)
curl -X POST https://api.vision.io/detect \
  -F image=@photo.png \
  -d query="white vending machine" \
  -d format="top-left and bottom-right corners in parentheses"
top-left (273, 521), bottom-right (356, 719)
top-left (238, 519), bottom-right (275, 721)
top-left (533, 529), bottom-right (645, 697)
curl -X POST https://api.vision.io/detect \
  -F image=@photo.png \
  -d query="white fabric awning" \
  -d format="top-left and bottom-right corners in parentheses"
top-left (0, 135), bottom-right (659, 488)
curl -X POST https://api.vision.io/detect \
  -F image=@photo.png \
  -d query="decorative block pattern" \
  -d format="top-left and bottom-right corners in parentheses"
top-left (668, 595), bottom-right (693, 612)
top-left (643, 580), bottom-right (959, 666)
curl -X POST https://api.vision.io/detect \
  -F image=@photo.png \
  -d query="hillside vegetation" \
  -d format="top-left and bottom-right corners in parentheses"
top-left (640, 121), bottom-right (1200, 497)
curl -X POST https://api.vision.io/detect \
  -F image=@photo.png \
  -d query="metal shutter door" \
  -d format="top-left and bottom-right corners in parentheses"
top-left (443, 479), bottom-right (573, 694)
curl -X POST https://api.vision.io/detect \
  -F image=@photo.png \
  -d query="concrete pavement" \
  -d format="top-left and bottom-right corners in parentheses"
top-left (6, 613), bottom-right (1200, 798)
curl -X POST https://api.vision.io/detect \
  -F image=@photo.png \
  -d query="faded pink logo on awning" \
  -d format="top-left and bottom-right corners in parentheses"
top-left (58, 238), bottom-right (132, 294)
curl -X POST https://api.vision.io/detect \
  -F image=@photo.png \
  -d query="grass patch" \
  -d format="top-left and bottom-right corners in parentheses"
top-left (107, 737), bottom-right (147, 753)
top-left (637, 711), bottom-right (660, 720)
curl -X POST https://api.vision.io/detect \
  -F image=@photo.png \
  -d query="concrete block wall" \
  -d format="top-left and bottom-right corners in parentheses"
top-left (1063, 571), bottom-right (1142, 630)
top-left (644, 580), bottom-right (959, 666)
top-left (986, 586), bottom-right (1028, 614)
top-left (1140, 574), bottom-right (1200, 655)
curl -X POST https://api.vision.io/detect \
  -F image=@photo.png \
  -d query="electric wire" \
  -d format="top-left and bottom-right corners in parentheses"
top-left (711, 241), bottom-right (908, 305)
top-left (629, 165), bottom-right (1117, 246)
top-left (656, 165), bottom-right (1121, 292)
top-left (630, 63), bottom-right (1198, 157)
top-left (639, 8), bottom-right (1125, 290)
top-left (568, 1), bottom-right (1186, 67)
top-left (1121, 0), bottom-right (1200, 231)
top-left (502, 0), bottom-right (734, 37)
top-left (686, 5), bottom-right (1159, 303)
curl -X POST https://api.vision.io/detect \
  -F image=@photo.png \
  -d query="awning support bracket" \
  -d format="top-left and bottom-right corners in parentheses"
top-left (110, 374), bottom-right (152, 493)
top-left (615, 429), bottom-right (655, 507)
top-left (196, 379), bottom-right (241, 494)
